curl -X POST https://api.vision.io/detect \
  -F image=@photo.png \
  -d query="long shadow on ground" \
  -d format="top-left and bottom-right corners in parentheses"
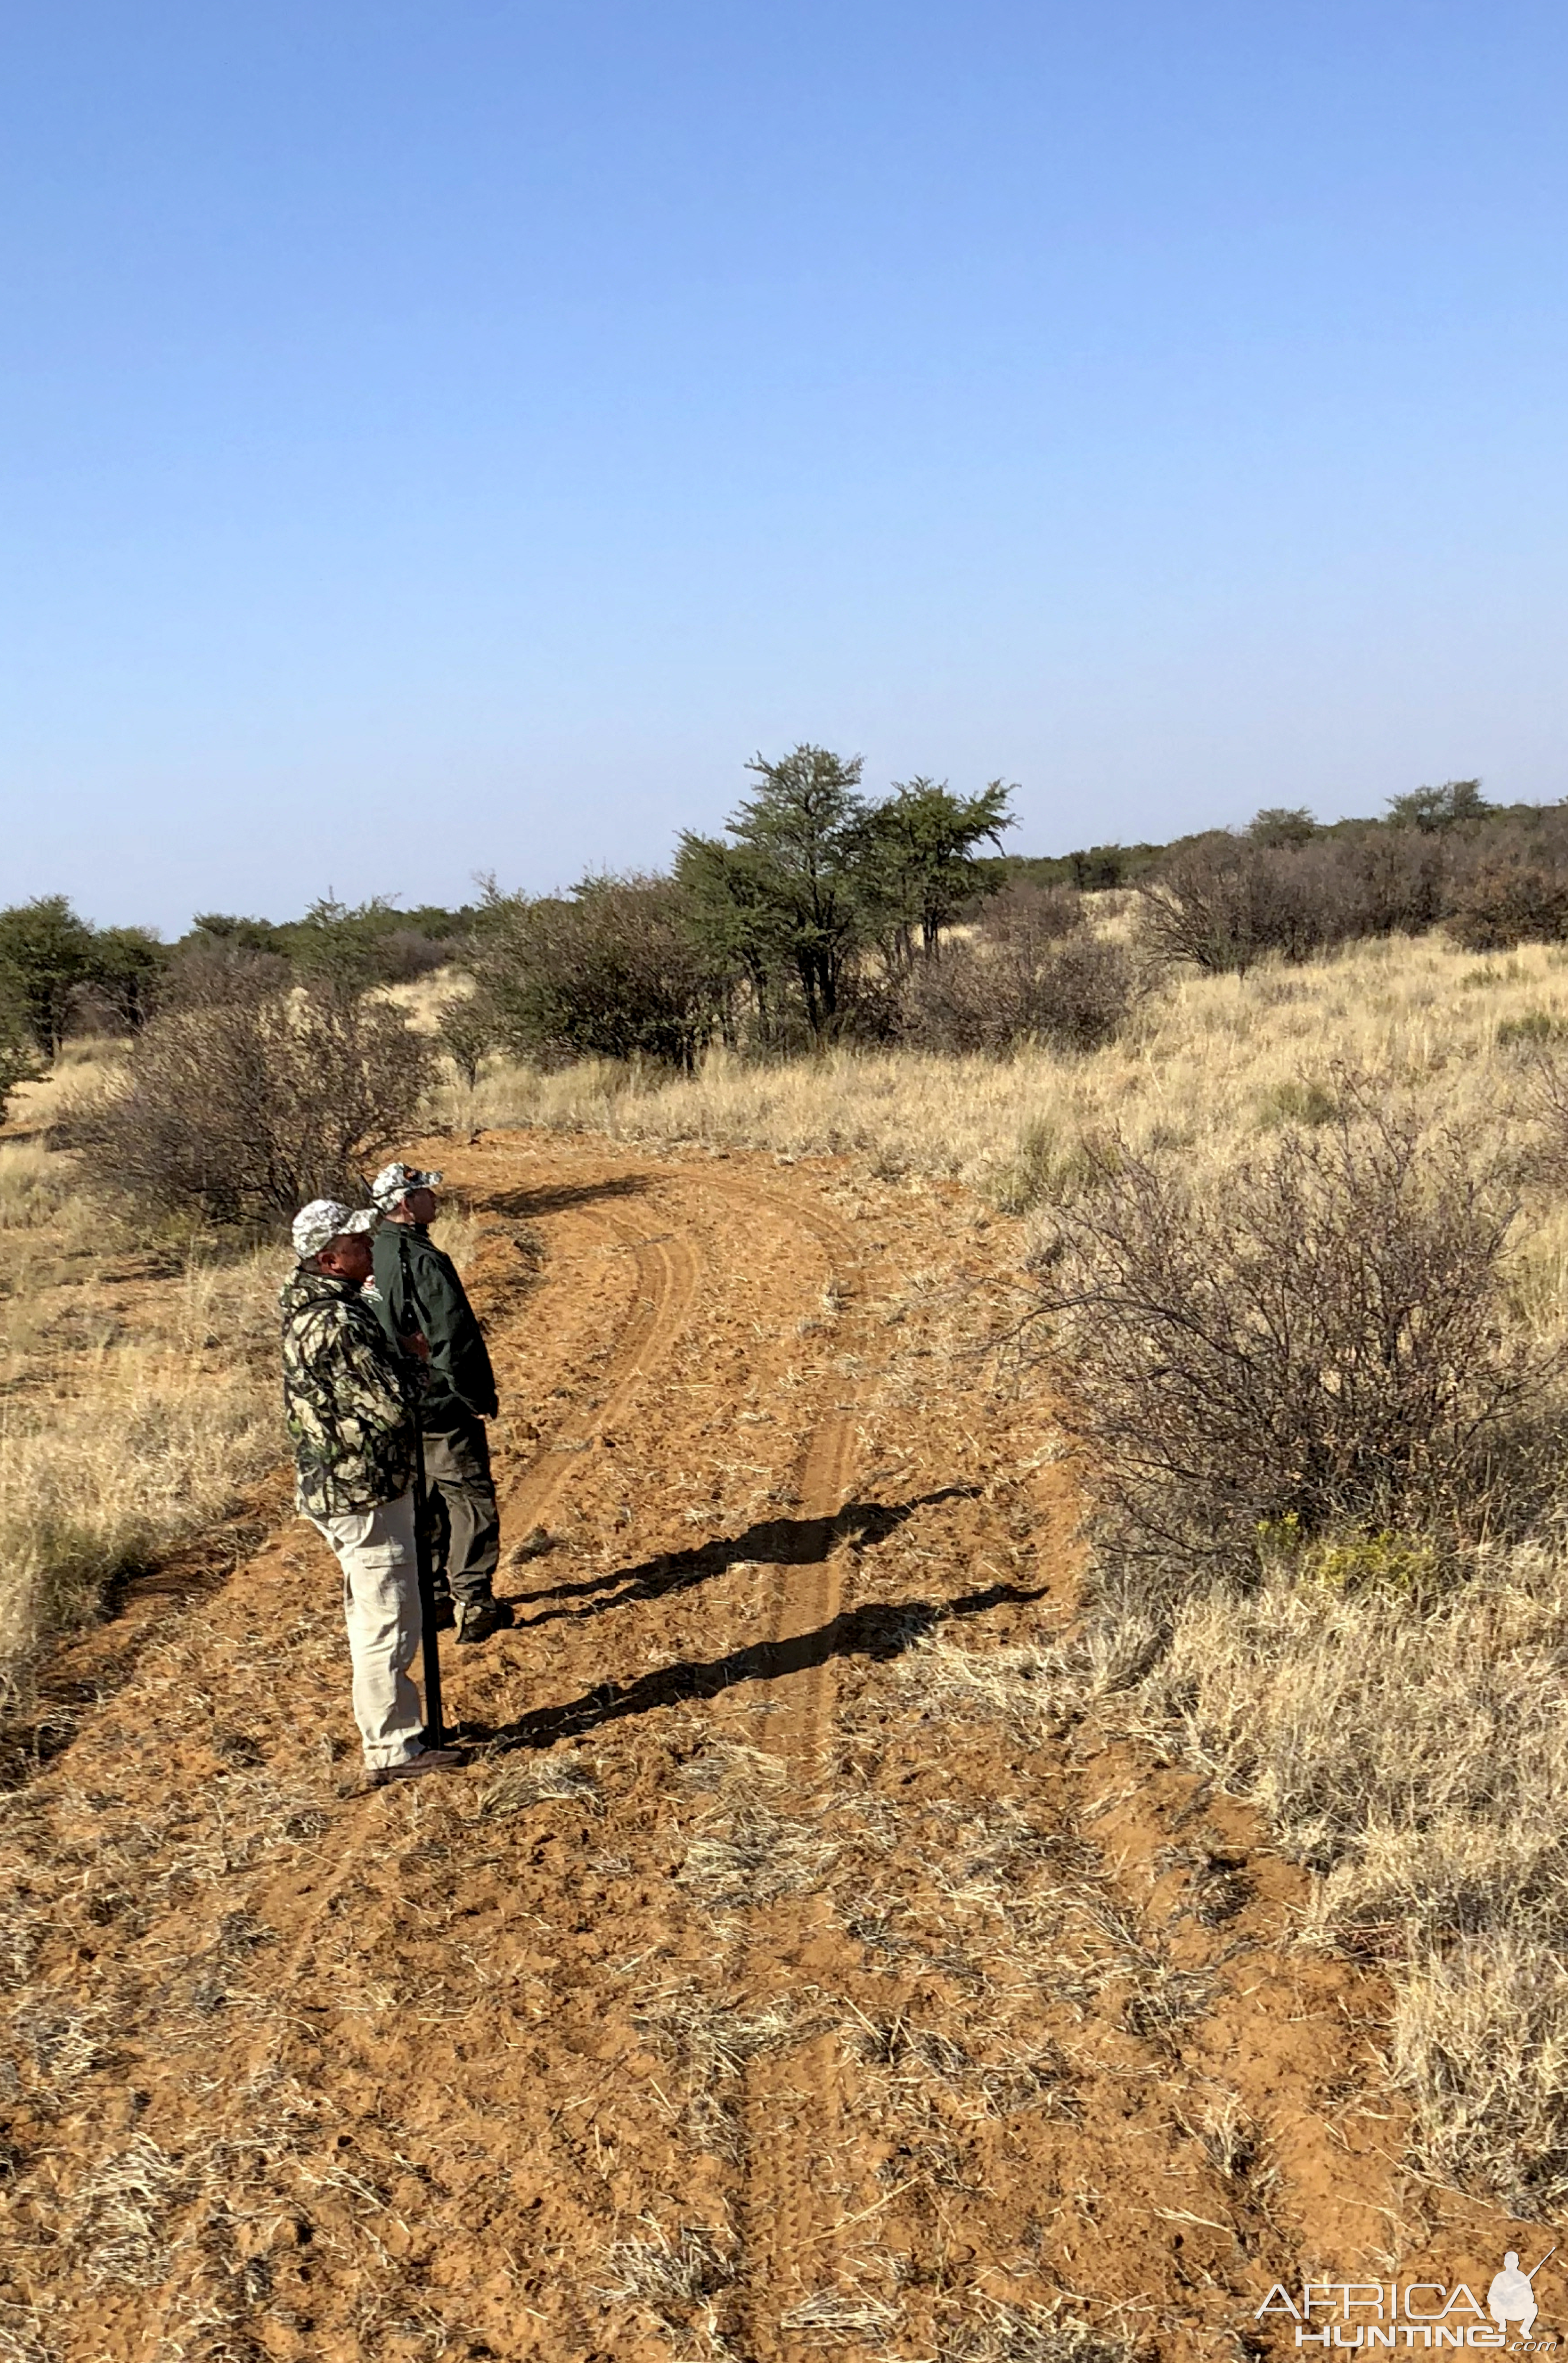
top-left (477, 1176), bottom-right (650, 1220)
top-left (507, 1488), bottom-right (979, 1632)
top-left (464, 1578), bottom-right (1048, 1754)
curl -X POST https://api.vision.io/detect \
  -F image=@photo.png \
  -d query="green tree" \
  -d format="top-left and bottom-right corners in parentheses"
top-left (0, 895), bottom-right (98, 1053)
top-left (0, 966), bottom-right (44, 1118)
top-left (286, 895), bottom-right (404, 996)
top-left (89, 926), bottom-right (168, 1030)
top-left (682, 745), bottom-right (868, 1042)
top-left (671, 833), bottom-right (791, 1046)
top-left (1387, 779), bottom-right (1490, 832)
top-left (186, 913), bottom-right (291, 957)
top-left (859, 777), bottom-right (1016, 966)
top-left (435, 991), bottom-right (498, 1088)
top-left (1068, 845), bottom-right (1132, 890)
top-left (1247, 805), bottom-right (1317, 849)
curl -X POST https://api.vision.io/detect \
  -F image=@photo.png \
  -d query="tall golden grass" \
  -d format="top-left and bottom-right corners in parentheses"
top-left (432, 932), bottom-right (1568, 1216)
top-left (0, 1128), bottom-right (289, 1713)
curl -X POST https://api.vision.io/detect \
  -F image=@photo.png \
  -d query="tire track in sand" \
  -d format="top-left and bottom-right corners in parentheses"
top-left (494, 1207), bottom-right (702, 1537)
top-left (724, 1185), bottom-right (878, 2360)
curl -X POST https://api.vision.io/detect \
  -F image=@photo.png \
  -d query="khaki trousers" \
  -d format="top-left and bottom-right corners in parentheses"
top-left (309, 1489), bottom-right (426, 1768)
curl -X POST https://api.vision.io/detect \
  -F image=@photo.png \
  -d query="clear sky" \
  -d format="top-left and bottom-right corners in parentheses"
top-left (4, 1), bottom-right (1566, 933)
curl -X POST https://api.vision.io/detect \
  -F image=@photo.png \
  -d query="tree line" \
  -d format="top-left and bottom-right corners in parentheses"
top-left (11, 753), bottom-right (1568, 1164)
top-left (465, 747), bottom-right (1054, 1069)
top-left (8, 748), bottom-right (1568, 1233)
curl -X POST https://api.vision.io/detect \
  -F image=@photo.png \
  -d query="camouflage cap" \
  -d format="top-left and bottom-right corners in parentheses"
top-left (370, 1161), bottom-right (444, 1210)
top-left (292, 1199), bottom-right (378, 1261)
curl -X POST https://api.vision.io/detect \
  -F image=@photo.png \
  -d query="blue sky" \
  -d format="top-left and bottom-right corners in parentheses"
top-left (4, 1), bottom-right (1566, 932)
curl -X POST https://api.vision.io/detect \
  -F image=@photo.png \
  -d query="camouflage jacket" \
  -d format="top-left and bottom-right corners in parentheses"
top-left (279, 1265), bottom-right (425, 1519)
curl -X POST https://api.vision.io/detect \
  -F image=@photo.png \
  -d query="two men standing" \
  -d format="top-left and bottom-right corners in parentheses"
top-left (368, 1163), bottom-right (510, 1646)
top-left (279, 1169), bottom-right (507, 1785)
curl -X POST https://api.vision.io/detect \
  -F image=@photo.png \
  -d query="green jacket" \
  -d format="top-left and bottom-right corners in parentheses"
top-left (279, 1265), bottom-right (424, 1519)
top-left (370, 1222), bottom-right (498, 1425)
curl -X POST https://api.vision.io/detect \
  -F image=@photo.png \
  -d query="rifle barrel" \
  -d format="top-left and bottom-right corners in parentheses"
top-left (397, 1226), bottom-right (445, 1749)
top-left (410, 1406), bottom-right (445, 1749)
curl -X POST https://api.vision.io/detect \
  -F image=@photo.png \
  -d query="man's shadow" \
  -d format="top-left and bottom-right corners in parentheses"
top-left (479, 1176), bottom-right (650, 1221)
top-left (508, 1487), bottom-right (978, 1632)
top-left (464, 1576), bottom-right (1049, 1755)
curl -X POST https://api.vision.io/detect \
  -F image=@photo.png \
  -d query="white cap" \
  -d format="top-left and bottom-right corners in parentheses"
top-left (292, 1199), bottom-right (377, 1260)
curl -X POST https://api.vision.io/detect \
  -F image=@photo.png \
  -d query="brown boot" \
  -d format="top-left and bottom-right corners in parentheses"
top-left (454, 1596), bottom-right (513, 1645)
top-left (363, 1747), bottom-right (464, 1790)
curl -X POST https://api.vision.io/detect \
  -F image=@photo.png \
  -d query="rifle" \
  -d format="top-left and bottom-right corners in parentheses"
top-left (397, 1226), bottom-right (445, 1749)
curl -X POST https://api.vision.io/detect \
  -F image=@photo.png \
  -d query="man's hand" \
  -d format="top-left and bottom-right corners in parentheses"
top-left (400, 1331), bottom-right (431, 1362)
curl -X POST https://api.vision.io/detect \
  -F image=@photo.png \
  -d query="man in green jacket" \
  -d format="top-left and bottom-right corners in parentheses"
top-left (369, 1163), bottom-right (510, 1645)
top-left (281, 1197), bottom-right (461, 1785)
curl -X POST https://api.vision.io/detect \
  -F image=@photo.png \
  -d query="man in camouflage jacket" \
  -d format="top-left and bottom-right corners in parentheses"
top-left (281, 1198), bottom-right (462, 1787)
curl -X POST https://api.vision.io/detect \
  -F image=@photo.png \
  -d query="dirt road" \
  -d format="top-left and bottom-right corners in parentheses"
top-left (0, 1137), bottom-right (1542, 2362)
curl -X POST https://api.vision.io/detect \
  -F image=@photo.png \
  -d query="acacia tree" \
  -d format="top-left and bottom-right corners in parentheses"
top-left (680, 744), bottom-right (869, 1043)
top-left (1387, 780), bottom-right (1490, 832)
top-left (858, 776), bottom-right (1016, 968)
top-left (0, 896), bottom-right (99, 1053)
top-left (670, 834), bottom-right (786, 1047)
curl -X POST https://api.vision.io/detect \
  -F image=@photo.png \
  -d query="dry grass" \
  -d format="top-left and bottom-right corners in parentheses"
top-left (937, 2300), bottom-right (1133, 2363)
top-left (632, 1984), bottom-right (798, 2160)
top-left (676, 1799), bottom-right (839, 1913)
top-left (600, 2214), bottom-right (739, 2355)
top-left (0, 1131), bottom-right (290, 1711)
top-left (429, 930), bottom-right (1568, 1209)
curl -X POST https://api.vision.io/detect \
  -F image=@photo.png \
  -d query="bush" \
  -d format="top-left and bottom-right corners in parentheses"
top-left (436, 992), bottom-right (497, 1088)
top-left (70, 968), bottom-right (435, 1226)
top-left (1135, 834), bottom-right (1344, 973)
top-left (0, 895), bottom-right (99, 1053)
top-left (470, 874), bottom-right (722, 1070)
top-left (0, 968), bottom-right (44, 1121)
top-left (1137, 828), bottom-right (1456, 972)
top-left (894, 930), bottom-right (1140, 1054)
top-left (1340, 824), bottom-right (1452, 936)
top-left (976, 881), bottom-right (1084, 952)
top-left (1446, 834), bottom-right (1568, 952)
top-left (1029, 1092), bottom-right (1552, 1585)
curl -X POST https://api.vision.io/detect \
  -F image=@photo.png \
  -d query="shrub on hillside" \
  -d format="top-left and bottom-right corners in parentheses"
top-left (1449, 860), bottom-right (1568, 953)
top-left (1029, 1093), bottom-right (1551, 1590)
top-left (436, 991), bottom-right (498, 1088)
top-left (1339, 822), bottom-right (1452, 936)
top-left (1137, 828), bottom-right (1459, 972)
top-left (892, 929), bottom-right (1139, 1055)
top-left (470, 874), bottom-right (722, 1070)
top-left (1135, 834), bottom-right (1345, 972)
top-left (70, 966), bottom-right (434, 1225)
top-left (1446, 825), bottom-right (1568, 953)
top-left (975, 881), bottom-right (1084, 952)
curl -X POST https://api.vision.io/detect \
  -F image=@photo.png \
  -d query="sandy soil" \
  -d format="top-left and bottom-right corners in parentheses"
top-left (0, 1135), bottom-right (1549, 2363)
